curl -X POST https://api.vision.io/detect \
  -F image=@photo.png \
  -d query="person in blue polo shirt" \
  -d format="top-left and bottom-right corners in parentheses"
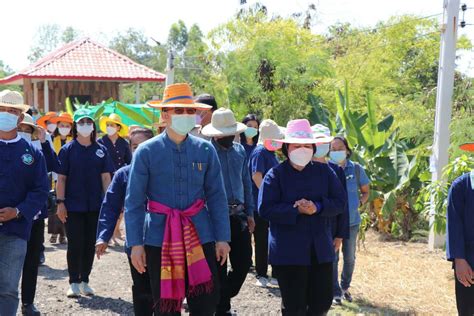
top-left (330, 136), bottom-right (370, 304)
top-left (259, 119), bottom-right (347, 315)
top-left (249, 119), bottom-right (284, 287)
top-left (447, 142), bottom-right (474, 316)
top-left (95, 127), bottom-right (154, 316)
top-left (202, 108), bottom-right (255, 316)
top-left (56, 108), bottom-right (114, 298)
top-left (0, 90), bottom-right (49, 316)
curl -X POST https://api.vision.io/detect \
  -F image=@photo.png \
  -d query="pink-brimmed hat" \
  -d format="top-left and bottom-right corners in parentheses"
top-left (264, 119), bottom-right (318, 151)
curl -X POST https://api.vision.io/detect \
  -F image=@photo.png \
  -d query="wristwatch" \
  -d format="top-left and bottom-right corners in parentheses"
top-left (15, 208), bottom-right (21, 219)
top-left (56, 199), bottom-right (66, 206)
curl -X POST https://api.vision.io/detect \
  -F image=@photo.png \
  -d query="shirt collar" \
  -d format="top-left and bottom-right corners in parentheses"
top-left (163, 131), bottom-right (191, 150)
top-left (0, 135), bottom-right (21, 144)
top-left (344, 159), bottom-right (354, 170)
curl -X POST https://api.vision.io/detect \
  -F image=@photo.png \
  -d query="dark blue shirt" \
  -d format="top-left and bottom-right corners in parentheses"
top-left (0, 137), bottom-right (49, 240)
top-left (249, 144), bottom-right (279, 207)
top-left (98, 135), bottom-right (132, 171)
top-left (258, 160), bottom-right (347, 266)
top-left (242, 142), bottom-right (256, 159)
top-left (447, 172), bottom-right (474, 268)
top-left (37, 141), bottom-right (60, 220)
top-left (57, 140), bottom-right (114, 212)
top-left (97, 165), bottom-right (131, 253)
top-left (212, 140), bottom-right (255, 217)
top-left (328, 162), bottom-right (349, 239)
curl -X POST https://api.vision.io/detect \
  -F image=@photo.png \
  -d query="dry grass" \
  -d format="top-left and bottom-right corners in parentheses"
top-left (331, 230), bottom-right (457, 315)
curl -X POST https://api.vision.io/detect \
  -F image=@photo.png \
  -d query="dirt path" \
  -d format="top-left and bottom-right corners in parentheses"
top-left (31, 230), bottom-right (456, 315)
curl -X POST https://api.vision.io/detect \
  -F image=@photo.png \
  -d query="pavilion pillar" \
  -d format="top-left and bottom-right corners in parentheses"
top-left (44, 80), bottom-right (49, 113)
top-left (33, 82), bottom-right (38, 109)
top-left (23, 78), bottom-right (33, 108)
top-left (135, 82), bottom-right (141, 104)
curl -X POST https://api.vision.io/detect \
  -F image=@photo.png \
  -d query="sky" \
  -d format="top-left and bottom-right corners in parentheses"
top-left (0, 0), bottom-right (473, 75)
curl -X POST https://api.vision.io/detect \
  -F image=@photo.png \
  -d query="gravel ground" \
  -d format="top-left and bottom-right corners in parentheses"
top-left (29, 229), bottom-right (456, 315)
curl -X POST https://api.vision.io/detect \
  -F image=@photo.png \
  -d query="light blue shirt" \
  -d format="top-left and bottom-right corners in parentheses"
top-left (125, 132), bottom-right (231, 247)
top-left (344, 160), bottom-right (370, 226)
top-left (212, 140), bottom-right (255, 217)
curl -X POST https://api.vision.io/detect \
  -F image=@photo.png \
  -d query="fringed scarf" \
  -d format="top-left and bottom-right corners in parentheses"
top-left (147, 199), bottom-right (213, 313)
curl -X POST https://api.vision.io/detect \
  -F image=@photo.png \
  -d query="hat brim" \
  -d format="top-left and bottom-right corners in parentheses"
top-left (264, 138), bottom-right (318, 151)
top-left (460, 143), bottom-right (474, 152)
top-left (0, 102), bottom-right (30, 113)
top-left (50, 116), bottom-right (73, 124)
top-left (99, 117), bottom-right (129, 137)
top-left (74, 115), bottom-right (95, 123)
top-left (201, 122), bottom-right (247, 137)
top-left (37, 114), bottom-right (57, 128)
top-left (19, 122), bottom-right (38, 132)
top-left (147, 100), bottom-right (212, 110)
top-left (314, 135), bottom-right (334, 144)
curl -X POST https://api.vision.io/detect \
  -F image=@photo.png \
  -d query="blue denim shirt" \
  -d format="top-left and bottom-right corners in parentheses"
top-left (343, 160), bottom-right (370, 226)
top-left (212, 140), bottom-right (255, 217)
top-left (125, 132), bottom-right (231, 248)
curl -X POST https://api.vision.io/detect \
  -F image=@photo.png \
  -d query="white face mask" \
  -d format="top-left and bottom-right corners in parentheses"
top-left (289, 147), bottom-right (314, 167)
top-left (77, 124), bottom-right (94, 137)
top-left (46, 123), bottom-right (57, 133)
top-left (0, 112), bottom-right (19, 132)
top-left (18, 131), bottom-right (32, 142)
top-left (106, 126), bottom-right (118, 136)
top-left (58, 127), bottom-right (71, 136)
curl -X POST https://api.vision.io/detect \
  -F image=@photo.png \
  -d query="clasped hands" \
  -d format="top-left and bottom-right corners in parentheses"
top-left (294, 199), bottom-right (317, 215)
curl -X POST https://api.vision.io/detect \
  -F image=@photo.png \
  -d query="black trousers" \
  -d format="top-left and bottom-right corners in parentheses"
top-left (127, 255), bottom-right (154, 316)
top-left (65, 211), bottom-right (99, 284)
top-left (145, 242), bottom-right (220, 316)
top-left (253, 213), bottom-right (269, 278)
top-left (21, 219), bottom-right (45, 305)
top-left (273, 251), bottom-right (333, 316)
top-left (217, 216), bottom-right (252, 314)
top-left (455, 272), bottom-right (474, 316)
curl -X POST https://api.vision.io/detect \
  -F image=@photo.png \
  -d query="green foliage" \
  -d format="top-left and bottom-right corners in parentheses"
top-left (28, 24), bottom-right (81, 62)
top-left (417, 155), bottom-right (474, 234)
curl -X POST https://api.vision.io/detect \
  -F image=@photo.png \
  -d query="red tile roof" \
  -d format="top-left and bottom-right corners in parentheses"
top-left (0, 38), bottom-right (166, 85)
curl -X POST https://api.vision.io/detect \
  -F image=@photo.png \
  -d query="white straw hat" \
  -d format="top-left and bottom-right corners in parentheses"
top-left (0, 90), bottom-right (30, 112)
top-left (311, 124), bottom-right (333, 143)
top-left (258, 119), bottom-right (285, 145)
top-left (201, 108), bottom-right (247, 137)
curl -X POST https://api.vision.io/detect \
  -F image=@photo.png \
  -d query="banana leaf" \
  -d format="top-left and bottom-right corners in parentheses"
top-left (93, 104), bottom-right (106, 121)
top-left (116, 103), bottom-right (152, 126)
top-left (65, 97), bottom-right (74, 115)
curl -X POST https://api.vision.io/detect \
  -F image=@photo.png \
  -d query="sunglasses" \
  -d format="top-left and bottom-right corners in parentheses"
top-left (164, 108), bottom-right (197, 115)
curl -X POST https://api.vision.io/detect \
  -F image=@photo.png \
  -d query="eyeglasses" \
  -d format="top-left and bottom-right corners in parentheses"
top-left (77, 121), bottom-right (93, 126)
top-left (164, 108), bottom-right (197, 115)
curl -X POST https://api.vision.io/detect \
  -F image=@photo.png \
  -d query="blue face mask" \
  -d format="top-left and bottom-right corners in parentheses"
top-left (314, 143), bottom-right (330, 158)
top-left (171, 114), bottom-right (197, 136)
top-left (0, 112), bottom-right (20, 132)
top-left (244, 127), bottom-right (258, 138)
top-left (329, 151), bottom-right (347, 164)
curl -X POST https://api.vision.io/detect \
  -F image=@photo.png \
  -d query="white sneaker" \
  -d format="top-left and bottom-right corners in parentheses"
top-left (255, 276), bottom-right (269, 287)
top-left (67, 283), bottom-right (81, 298)
top-left (79, 282), bottom-right (95, 296)
top-left (269, 277), bottom-right (279, 287)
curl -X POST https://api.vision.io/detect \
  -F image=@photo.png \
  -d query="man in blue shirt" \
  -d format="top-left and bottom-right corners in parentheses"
top-left (96, 127), bottom-right (154, 316)
top-left (202, 108), bottom-right (255, 316)
top-left (0, 90), bottom-right (49, 316)
top-left (446, 142), bottom-right (474, 315)
top-left (126, 83), bottom-right (231, 315)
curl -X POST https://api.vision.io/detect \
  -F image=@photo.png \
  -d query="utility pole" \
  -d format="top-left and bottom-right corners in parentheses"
top-left (429, 0), bottom-right (460, 249)
top-left (165, 49), bottom-right (175, 86)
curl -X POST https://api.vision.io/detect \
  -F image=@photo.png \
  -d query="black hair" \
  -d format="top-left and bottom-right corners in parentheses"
top-left (332, 135), bottom-right (352, 158)
top-left (72, 120), bottom-right (97, 143)
top-left (239, 114), bottom-right (261, 145)
top-left (281, 143), bottom-right (316, 159)
top-left (129, 128), bottom-right (154, 141)
top-left (194, 94), bottom-right (218, 112)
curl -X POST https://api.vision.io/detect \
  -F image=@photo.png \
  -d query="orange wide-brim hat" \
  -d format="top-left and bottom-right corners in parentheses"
top-left (460, 143), bottom-right (474, 152)
top-left (50, 113), bottom-right (73, 125)
top-left (36, 111), bottom-right (58, 128)
top-left (147, 83), bottom-right (212, 110)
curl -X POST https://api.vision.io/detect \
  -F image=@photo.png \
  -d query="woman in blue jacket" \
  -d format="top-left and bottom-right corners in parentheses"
top-left (259, 119), bottom-right (347, 315)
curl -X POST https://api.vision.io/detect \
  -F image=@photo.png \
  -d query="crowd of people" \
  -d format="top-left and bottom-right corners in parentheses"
top-left (0, 82), bottom-right (471, 316)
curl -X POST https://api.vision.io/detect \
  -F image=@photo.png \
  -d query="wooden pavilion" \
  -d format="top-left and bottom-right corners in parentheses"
top-left (0, 38), bottom-right (166, 112)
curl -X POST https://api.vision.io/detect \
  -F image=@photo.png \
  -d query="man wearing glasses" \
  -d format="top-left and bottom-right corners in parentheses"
top-left (126, 83), bottom-right (231, 315)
